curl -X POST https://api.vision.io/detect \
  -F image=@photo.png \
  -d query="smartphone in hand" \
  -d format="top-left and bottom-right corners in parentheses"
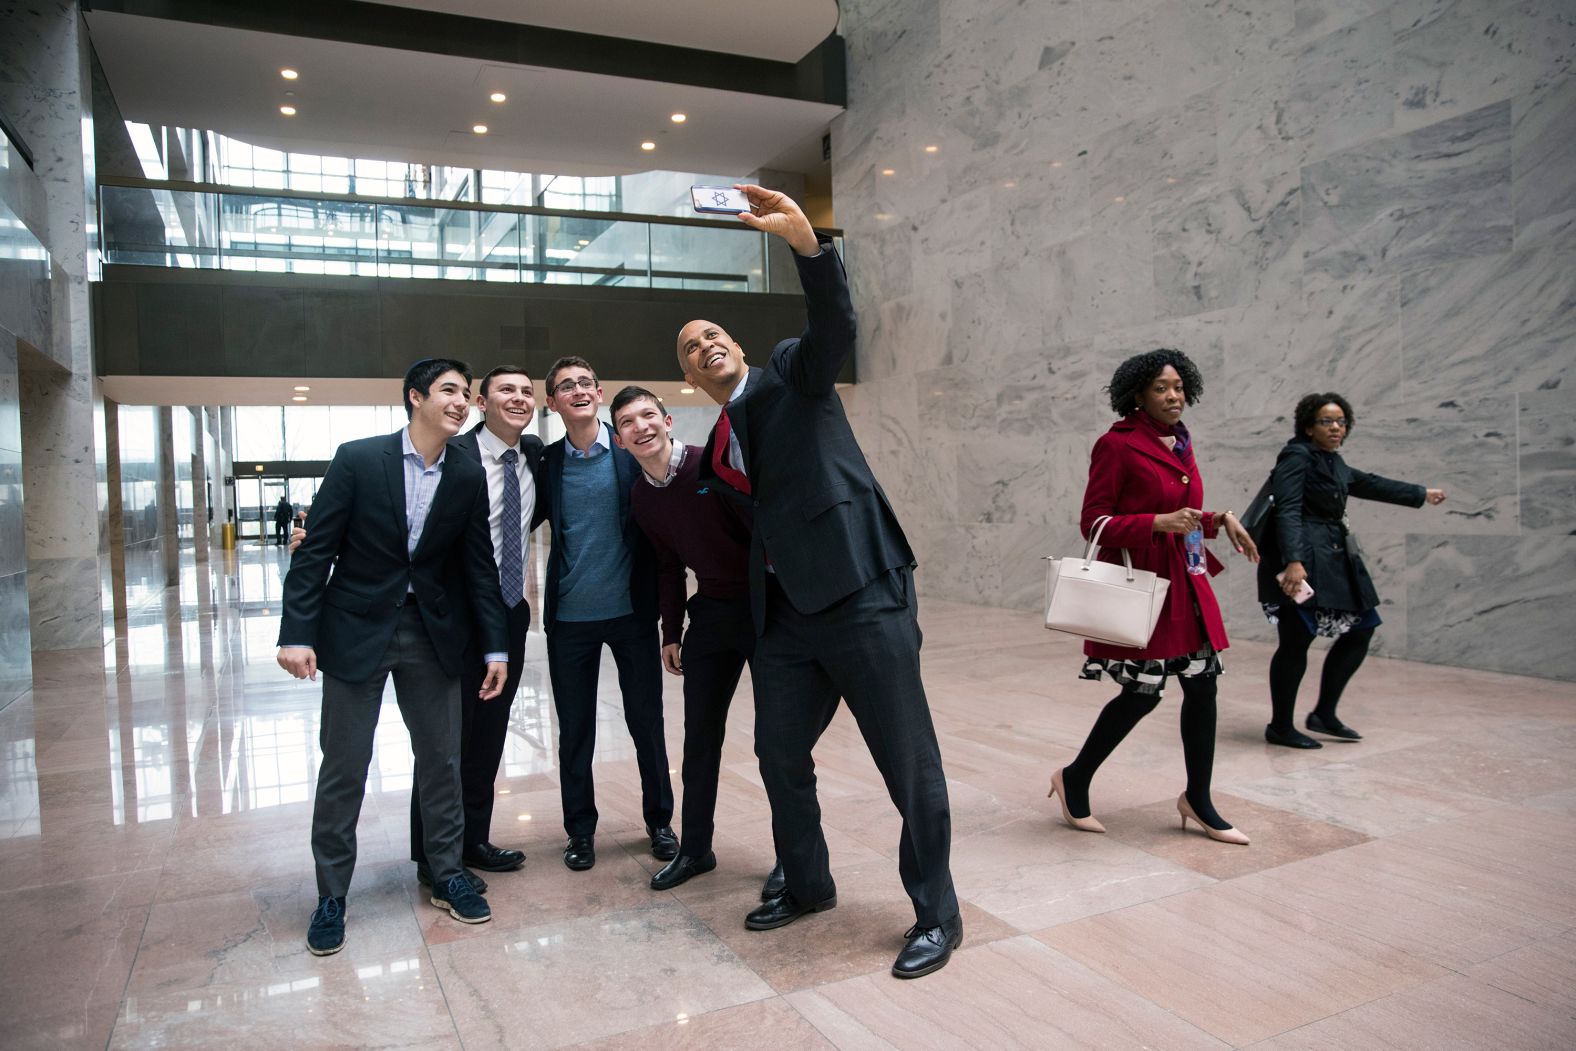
top-left (1276, 571), bottom-right (1315, 604)
top-left (691, 185), bottom-right (750, 214)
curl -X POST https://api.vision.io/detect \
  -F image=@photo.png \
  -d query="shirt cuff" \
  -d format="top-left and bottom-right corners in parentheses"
top-left (482, 652), bottom-right (507, 665)
top-left (279, 644), bottom-right (312, 649)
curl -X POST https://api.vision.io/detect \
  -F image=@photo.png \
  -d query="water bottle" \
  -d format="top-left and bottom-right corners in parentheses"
top-left (1185, 528), bottom-right (1206, 575)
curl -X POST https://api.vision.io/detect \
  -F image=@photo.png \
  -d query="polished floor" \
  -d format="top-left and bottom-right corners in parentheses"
top-left (3, 543), bottom-right (1575, 1049)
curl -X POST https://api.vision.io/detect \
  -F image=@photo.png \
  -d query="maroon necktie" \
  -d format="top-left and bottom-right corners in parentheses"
top-left (711, 407), bottom-right (751, 495)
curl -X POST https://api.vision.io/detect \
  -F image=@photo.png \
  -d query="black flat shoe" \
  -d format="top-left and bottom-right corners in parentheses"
top-left (463, 842), bottom-right (525, 872)
top-left (892, 914), bottom-right (963, 979)
top-left (1306, 712), bottom-right (1362, 740)
top-left (649, 852), bottom-right (716, 890)
top-left (760, 860), bottom-right (786, 902)
top-left (415, 864), bottom-right (488, 895)
top-left (564, 835), bottom-right (595, 871)
top-left (745, 889), bottom-right (837, 931)
top-left (1265, 723), bottom-right (1323, 749)
top-left (647, 825), bottom-right (679, 861)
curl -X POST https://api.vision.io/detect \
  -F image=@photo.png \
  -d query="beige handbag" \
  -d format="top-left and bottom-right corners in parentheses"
top-left (1044, 516), bottom-right (1170, 647)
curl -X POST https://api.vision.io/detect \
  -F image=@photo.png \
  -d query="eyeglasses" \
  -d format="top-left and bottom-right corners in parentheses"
top-left (551, 377), bottom-right (598, 396)
top-left (1315, 417), bottom-right (1347, 428)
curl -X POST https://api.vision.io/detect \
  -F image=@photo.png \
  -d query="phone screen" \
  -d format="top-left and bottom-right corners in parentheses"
top-left (691, 186), bottom-right (750, 214)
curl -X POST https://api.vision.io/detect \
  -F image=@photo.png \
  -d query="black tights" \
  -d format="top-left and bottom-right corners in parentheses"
top-left (1268, 617), bottom-right (1373, 731)
top-left (1061, 675), bottom-right (1228, 830)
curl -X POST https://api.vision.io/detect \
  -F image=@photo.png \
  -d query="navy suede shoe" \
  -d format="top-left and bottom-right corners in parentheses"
top-left (431, 874), bottom-right (492, 924)
top-left (306, 896), bottom-right (346, 956)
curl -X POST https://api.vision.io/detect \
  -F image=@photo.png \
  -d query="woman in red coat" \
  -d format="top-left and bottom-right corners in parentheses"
top-left (1048, 349), bottom-right (1260, 844)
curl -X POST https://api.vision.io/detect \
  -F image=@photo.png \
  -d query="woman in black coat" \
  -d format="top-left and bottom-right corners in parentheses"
top-left (1259, 394), bottom-right (1446, 748)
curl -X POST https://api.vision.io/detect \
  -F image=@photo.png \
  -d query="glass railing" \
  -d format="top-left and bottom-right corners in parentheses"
top-left (98, 179), bottom-right (840, 295)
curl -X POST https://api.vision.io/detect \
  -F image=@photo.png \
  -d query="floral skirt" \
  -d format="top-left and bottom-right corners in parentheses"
top-left (1080, 648), bottom-right (1224, 696)
top-left (1262, 602), bottom-right (1382, 639)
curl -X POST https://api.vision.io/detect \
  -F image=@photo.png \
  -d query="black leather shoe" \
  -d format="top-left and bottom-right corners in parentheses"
top-left (1306, 712), bottom-right (1362, 740)
top-left (564, 835), bottom-right (595, 871)
top-left (1265, 723), bottom-right (1323, 749)
top-left (647, 825), bottom-right (679, 861)
top-left (649, 851), bottom-right (716, 890)
top-left (892, 914), bottom-right (963, 979)
top-left (463, 842), bottom-right (526, 872)
top-left (745, 890), bottom-right (836, 931)
top-left (760, 860), bottom-right (786, 902)
top-left (415, 864), bottom-right (487, 895)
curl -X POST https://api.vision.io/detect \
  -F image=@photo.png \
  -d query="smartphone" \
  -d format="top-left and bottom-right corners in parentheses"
top-left (1276, 571), bottom-right (1315, 605)
top-left (691, 185), bottom-right (750, 214)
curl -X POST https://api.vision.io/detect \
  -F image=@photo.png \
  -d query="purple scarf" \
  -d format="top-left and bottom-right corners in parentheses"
top-left (1133, 410), bottom-right (1195, 469)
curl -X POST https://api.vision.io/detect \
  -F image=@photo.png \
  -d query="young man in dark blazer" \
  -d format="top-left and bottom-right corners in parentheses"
top-left (278, 358), bottom-right (509, 956)
top-left (407, 366), bottom-right (546, 882)
top-left (679, 186), bottom-right (961, 979)
top-left (539, 357), bottom-right (674, 872)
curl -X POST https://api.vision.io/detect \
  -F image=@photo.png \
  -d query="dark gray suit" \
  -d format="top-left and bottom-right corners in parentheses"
top-left (697, 243), bottom-right (958, 927)
top-left (280, 430), bottom-right (507, 898)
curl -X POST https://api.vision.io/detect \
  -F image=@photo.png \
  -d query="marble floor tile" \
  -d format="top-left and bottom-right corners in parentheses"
top-left (1100, 792), bottom-right (1371, 879)
top-left (430, 903), bottom-right (775, 1049)
top-left (1037, 882), bottom-right (1450, 1046)
top-left (788, 934), bottom-right (1228, 1050)
top-left (5, 545), bottom-right (1573, 1046)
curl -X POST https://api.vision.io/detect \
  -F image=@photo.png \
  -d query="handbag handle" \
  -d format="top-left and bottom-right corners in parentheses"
top-left (1082, 515), bottom-right (1136, 581)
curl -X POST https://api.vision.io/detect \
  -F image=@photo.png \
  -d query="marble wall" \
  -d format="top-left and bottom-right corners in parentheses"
top-left (831, 0), bottom-right (1576, 679)
top-left (2, 0), bottom-right (108, 652)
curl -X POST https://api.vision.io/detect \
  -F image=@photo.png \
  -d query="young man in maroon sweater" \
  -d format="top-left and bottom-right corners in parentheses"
top-left (610, 385), bottom-right (784, 899)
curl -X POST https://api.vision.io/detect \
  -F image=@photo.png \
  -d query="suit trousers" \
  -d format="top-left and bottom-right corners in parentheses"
top-left (753, 566), bottom-right (958, 927)
top-left (546, 612), bottom-right (672, 837)
top-left (410, 597), bottom-right (533, 861)
top-left (312, 604), bottom-right (464, 898)
top-left (676, 594), bottom-right (755, 858)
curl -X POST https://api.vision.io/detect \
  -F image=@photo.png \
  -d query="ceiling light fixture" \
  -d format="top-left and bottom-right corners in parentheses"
top-left (924, 145), bottom-right (939, 153)
top-left (489, 92), bottom-right (507, 103)
top-left (279, 105), bottom-right (297, 116)
top-left (472, 124), bottom-right (488, 134)
top-left (881, 168), bottom-right (895, 176)
top-left (292, 395), bottom-right (308, 402)
top-left (670, 113), bottom-right (686, 123)
top-left (576, 238), bottom-right (590, 246)
top-left (640, 141), bottom-right (656, 151)
top-left (280, 68), bottom-right (298, 80)
top-left (293, 385), bottom-right (311, 392)
top-left (680, 386), bottom-right (695, 394)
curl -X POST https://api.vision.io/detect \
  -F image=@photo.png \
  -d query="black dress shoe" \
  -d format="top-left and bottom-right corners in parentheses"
top-left (415, 864), bottom-right (487, 895)
top-left (650, 852), bottom-right (716, 890)
top-left (463, 842), bottom-right (526, 872)
top-left (745, 889), bottom-right (836, 931)
top-left (760, 860), bottom-right (786, 902)
top-left (647, 825), bottom-right (679, 861)
top-left (563, 835), bottom-right (595, 871)
top-left (1265, 723), bottom-right (1323, 749)
top-left (1306, 712), bottom-right (1362, 740)
top-left (892, 914), bottom-right (963, 979)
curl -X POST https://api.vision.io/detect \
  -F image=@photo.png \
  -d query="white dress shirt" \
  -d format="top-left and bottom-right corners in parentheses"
top-left (475, 424), bottom-right (537, 608)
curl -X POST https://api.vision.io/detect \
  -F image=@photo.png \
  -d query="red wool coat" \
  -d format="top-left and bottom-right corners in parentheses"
top-left (1078, 414), bottom-right (1230, 662)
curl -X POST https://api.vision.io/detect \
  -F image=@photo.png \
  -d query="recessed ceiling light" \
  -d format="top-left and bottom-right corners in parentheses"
top-left (680, 386), bottom-right (695, 394)
top-left (576, 239), bottom-right (590, 246)
top-left (881, 168), bottom-right (895, 176)
top-left (1050, 160), bottom-right (1063, 168)
top-left (670, 113), bottom-right (686, 123)
top-left (280, 68), bottom-right (298, 80)
top-left (924, 145), bottom-right (939, 153)
top-left (291, 395), bottom-right (307, 402)
top-left (293, 385), bottom-right (310, 392)
top-left (489, 92), bottom-right (507, 103)
top-left (640, 140), bottom-right (656, 151)
top-left (472, 124), bottom-right (488, 134)
top-left (1112, 195), bottom-right (1126, 203)
top-left (279, 105), bottom-right (297, 116)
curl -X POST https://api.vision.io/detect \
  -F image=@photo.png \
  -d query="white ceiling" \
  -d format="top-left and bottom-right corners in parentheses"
top-left (100, 374), bottom-right (730, 408)
top-left (372, 0), bottom-right (840, 63)
top-left (86, 7), bottom-right (843, 177)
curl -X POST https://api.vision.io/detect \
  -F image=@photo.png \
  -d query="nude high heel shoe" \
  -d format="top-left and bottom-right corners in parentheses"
top-left (1048, 768), bottom-right (1105, 833)
top-left (1177, 794), bottom-right (1249, 845)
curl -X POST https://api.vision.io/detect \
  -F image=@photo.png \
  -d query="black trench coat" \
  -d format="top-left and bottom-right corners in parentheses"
top-left (1256, 438), bottom-right (1425, 612)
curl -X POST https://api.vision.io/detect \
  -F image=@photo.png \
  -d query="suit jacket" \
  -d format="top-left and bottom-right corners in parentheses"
top-left (539, 424), bottom-right (659, 632)
top-left (1078, 414), bottom-right (1229, 662)
top-left (277, 430), bottom-right (508, 683)
top-left (1257, 437), bottom-right (1424, 611)
top-left (444, 424), bottom-right (547, 653)
top-left (697, 241), bottom-right (914, 634)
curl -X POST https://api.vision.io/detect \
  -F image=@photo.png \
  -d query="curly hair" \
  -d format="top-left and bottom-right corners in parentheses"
top-left (1104, 348), bottom-right (1203, 416)
top-left (1293, 392), bottom-right (1356, 437)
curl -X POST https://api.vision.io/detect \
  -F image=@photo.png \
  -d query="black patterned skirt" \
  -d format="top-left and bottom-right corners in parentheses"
top-left (1080, 648), bottom-right (1224, 696)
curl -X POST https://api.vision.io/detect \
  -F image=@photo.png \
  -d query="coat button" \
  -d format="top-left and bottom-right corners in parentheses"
top-left (1181, 474), bottom-right (1190, 484)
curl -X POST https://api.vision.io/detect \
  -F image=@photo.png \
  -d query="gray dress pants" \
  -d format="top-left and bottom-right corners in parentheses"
top-left (311, 604), bottom-right (465, 898)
